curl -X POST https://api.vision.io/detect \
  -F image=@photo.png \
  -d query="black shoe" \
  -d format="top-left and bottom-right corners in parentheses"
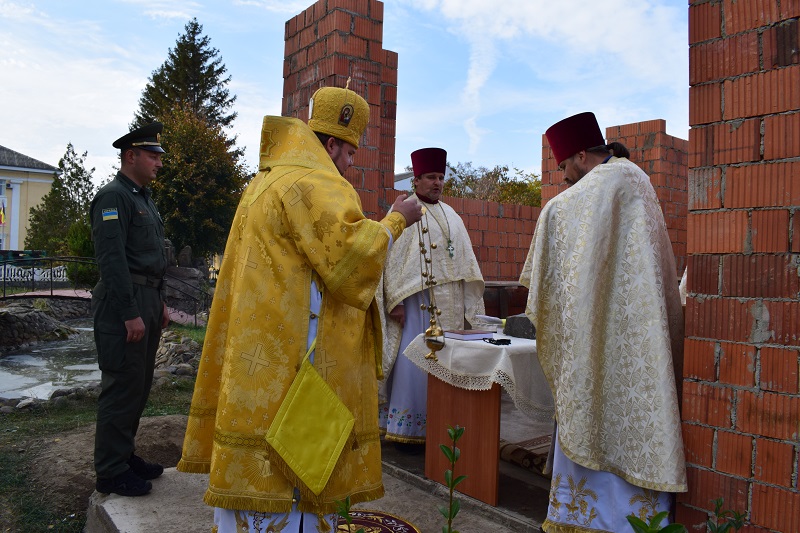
top-left (128, 454), bottom-right (164, 480)
top-left (96, 469), bottom-right (152, 497)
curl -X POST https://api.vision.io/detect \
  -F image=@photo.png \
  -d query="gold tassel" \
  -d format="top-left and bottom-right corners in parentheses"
top-left (317, 513), bottom-right (331, 533)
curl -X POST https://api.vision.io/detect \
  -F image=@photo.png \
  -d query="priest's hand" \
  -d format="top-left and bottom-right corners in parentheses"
top-left (392, 194), bottom-right (423, 226)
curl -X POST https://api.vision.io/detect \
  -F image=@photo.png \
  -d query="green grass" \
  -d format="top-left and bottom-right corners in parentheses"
top-left (0, 382), bottom-right (196, 532)
top-left (169, 323), bottom-right (207, 345)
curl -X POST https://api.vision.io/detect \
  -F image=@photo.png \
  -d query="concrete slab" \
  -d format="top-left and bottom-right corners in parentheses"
top-left (85, 392), bottom-right (550, 532)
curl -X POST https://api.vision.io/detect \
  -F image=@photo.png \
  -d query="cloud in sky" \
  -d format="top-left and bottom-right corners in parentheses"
top-left (401, 0), bottom-right (688, 158)
top-left (0, 0), bottom-right (688, 182)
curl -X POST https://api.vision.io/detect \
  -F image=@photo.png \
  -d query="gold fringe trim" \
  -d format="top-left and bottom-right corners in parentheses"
top-left (384, 434), bottom-right (426, 445)
top-left (542, 519), bottom-right (611, 533)
top-left (300, 486), bottom-right (385, 515)
top-left (176, 459), bottom-right (211, 474)
top-left (266, 431), bottom-right (357, 514)
top-left (201, 481), bottom-right (385, 517)
top-left (203, 491), bottom-right (294, 515)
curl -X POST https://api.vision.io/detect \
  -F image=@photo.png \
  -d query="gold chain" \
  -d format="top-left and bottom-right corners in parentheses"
top-left (416, 213), bottom-right (444, 360)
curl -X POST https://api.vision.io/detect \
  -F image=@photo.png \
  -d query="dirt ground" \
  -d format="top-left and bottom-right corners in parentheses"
top-left (25, 414), bottom-right (188, 520)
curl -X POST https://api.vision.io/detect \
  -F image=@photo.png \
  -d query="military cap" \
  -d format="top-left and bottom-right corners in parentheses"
top-left (545, 112), bottom-right (604, 165)
top-left (308, 86), bottom-right (369, 148)
top-left (112, 122), bottom-right (166, 153)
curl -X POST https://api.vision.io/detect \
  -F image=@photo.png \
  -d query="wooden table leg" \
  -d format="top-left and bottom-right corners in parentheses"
top-left (424, 374), bottom-right (501, 506)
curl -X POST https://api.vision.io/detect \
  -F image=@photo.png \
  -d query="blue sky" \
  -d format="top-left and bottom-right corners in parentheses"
top-left (1, 0), bottom-right (688, 184)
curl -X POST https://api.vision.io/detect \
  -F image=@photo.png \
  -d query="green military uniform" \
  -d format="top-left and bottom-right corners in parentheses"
top-left (91, 125), bottom-right (168, 483)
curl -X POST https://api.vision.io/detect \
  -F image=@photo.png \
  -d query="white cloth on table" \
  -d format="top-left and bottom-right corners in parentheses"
top-left (403, 333), bottom-right (554, 425)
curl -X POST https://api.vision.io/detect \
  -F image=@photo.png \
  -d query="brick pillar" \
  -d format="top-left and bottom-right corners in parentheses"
top-left (541, 120), bottom-right (689, 275)
top-left (283, 0), bottom-right (396, 219)
top-left (680, 1), bottom-right (800, 531)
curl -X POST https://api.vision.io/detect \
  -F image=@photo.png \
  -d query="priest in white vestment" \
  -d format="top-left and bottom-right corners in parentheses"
top-left (378, 147), bottom-right (485, 446)
top-left (520, 112), bottom-right (687, 533)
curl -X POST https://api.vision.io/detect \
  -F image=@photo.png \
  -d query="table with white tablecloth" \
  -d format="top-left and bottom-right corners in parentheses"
top-left (403, 333), bottom-right (554, 505)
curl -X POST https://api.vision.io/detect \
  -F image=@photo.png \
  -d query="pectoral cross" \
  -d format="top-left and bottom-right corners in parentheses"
top-left (446, 239), bottom-right (454, 258)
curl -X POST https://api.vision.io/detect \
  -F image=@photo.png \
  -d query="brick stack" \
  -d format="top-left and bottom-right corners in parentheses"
top-left (541, 120), bottom-right (689, 275)
top-left (681, 1), bottom-right (800, 530)
top-left (283, 0), bottom-right (397, 219)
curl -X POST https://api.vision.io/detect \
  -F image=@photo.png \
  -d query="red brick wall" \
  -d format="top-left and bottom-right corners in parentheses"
top-left (541, 121), bottom-right (689, 275)
top-left (681, 1), bottom-right (800, 530)
top-left (283, 0), bottom-right (397, 219)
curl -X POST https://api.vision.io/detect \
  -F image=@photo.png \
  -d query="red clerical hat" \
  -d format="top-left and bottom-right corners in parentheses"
top-left (411, 147), bottom-right (447, 177)
top-left (545, 112), bottom-right (605, 165)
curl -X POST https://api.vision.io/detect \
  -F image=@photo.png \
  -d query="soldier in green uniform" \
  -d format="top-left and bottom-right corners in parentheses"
top-left (91, 122), bottom-right (170, 496)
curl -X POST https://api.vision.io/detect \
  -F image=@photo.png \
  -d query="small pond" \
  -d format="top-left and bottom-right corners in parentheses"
top-left (0, 318), bottom-right (100, 400)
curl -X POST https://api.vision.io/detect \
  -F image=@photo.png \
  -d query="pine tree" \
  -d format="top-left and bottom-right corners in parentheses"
top-left (131, 18), bottom-right (248, 260)
top-left (152, 106), bottom-right (247, 258)
top-left (25, 144), bottom-right (97, 255)
top-left (134, 18), bottom-right (237, 130)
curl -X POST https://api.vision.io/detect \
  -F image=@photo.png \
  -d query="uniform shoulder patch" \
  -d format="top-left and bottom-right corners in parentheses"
top-left (102, 208), bottom-right (119, 221)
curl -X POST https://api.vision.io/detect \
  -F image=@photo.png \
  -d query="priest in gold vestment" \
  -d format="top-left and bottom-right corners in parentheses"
top-left (378, 147), bottom-right (484, 445)
top-left (520, 112), bottom-right (686, 533)
top-left (177, 87), bottom-right (422, 533)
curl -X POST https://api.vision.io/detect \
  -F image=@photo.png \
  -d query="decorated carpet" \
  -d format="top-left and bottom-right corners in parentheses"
top-left (499, 434), bottom-right (552, 478)
top-left (337, 510), bottom-right (420, 533)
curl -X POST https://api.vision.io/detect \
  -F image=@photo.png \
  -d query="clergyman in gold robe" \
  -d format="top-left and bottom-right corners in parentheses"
top-left (177, 86), bottom-right (422, 533)
top-left (520, 112), bottom-right (686, 533)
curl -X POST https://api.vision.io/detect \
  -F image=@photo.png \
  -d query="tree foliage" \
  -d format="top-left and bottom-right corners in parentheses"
top-left (151, 106), bottom-right (247, 258)
top-left (25, 143), bottom-right (97, 255)
top-left (134, 18), bottom-right (237, 131)
top-left (441, 162), bottom-right (541, 207)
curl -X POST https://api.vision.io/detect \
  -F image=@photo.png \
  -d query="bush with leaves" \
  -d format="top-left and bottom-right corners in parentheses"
top-left (441, 162), bottom-right (541, 207)
top-left (64, 219), bottom-right (99, 288)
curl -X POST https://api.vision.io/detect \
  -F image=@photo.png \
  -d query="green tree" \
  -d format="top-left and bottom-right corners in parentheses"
top-left (25, 143), bottom-right (96, 255)
top-left (134, 18), bottom-right (237, 131)
top-left (65, 219), bottom-right (99, 287)
top-left (442, 162), bottom-right (541, 207)
top-left (152, 106), bottom-right (247, 258)
top-left (132, 17), bottom-right (248, 258)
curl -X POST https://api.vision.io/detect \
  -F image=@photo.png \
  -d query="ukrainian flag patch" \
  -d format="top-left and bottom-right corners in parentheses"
top-left (102, 208), bottom-right (119, 221)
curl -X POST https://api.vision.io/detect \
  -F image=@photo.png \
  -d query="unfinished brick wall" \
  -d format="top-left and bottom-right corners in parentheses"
top-left (283, 0), bottom-right (397, 219)
top-left (283, 0), bottom-right (539, 286)
top-left (681, 1), bottom-right (800, 530)
top-left (541, 121), bottom-right (689, 275)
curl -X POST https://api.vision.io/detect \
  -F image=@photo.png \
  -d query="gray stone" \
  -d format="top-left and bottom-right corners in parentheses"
top-left (177, 246), bottom-right (193, 268)
top-left (16, 398), bottom-right (39, 409)
top-left (504, 314), bottom-right (536, 339)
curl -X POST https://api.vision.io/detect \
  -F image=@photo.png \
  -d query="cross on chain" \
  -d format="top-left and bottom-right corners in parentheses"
top-left (241, 343), bottom-right (270, 376)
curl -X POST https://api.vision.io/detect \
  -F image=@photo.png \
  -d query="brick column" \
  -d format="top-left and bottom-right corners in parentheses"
top-left (541, 120), bottom-right (689, 275)
top-left (680, 1), bottom-right (800, 531)
top-left (283, 0), bottom-right (396, 219)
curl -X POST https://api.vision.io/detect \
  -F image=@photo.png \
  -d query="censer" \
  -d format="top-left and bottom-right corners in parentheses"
top-left (416, 207), bottom-right (445, 360)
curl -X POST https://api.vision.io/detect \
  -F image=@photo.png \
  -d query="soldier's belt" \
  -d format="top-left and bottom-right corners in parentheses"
top-left (129, 273), bottom-right (164, 290)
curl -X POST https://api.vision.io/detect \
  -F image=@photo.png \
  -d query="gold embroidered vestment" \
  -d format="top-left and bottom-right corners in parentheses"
top-left (177, 116), bottom-right (406, 514)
